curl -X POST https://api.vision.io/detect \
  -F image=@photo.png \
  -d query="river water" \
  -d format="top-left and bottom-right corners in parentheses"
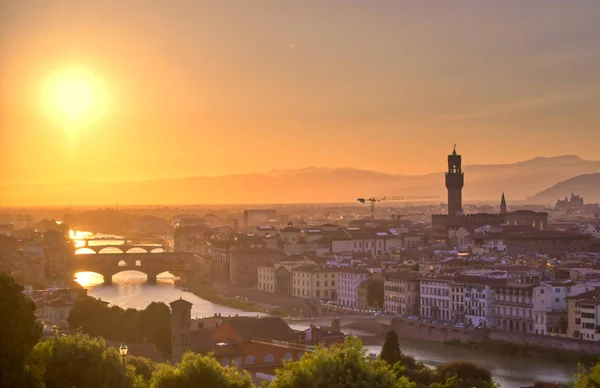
top-left (71, 233), bottom-right (577, 388)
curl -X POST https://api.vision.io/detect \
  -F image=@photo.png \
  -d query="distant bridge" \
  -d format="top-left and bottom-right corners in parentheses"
top-left (71, 252), bottom-right (194, 285)
top-left (284, 315), bottom-right (393, 328)
top-left (76, 244), bottom-right (166, 254)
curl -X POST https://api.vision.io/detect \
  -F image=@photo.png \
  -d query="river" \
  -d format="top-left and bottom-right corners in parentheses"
top-left (71, 233), bottom-right (577, 388)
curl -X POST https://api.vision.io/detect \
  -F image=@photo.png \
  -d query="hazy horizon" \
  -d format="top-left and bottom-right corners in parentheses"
top-left (2, 1), bottom-right (600, 188)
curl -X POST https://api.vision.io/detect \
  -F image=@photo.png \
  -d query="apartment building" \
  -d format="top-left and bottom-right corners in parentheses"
top-left (491, 284), bottom-right (535, 333)
top-left (532, 281), bottom-right (596, 336)
top-left (258, 258), bottom-right (314, 296)
top-left (383, 270), bottom-right (420, 315)
top-left (567, 289), bottom-right (600, 341)
top-left (292, 265), bottom-right (338, 300)
top-left (420, 276), bottom-right (452, 320)
top-left (337, 268), bottom-right (370, 308)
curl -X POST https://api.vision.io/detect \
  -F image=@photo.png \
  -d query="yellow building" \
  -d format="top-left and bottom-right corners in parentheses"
top-left (292, 265), bottom-right (338, 300)
top-left (567, 289), bottom-right (600, 341)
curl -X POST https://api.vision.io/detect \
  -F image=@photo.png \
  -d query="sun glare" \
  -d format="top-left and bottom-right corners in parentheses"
top-left (41, 67), bottom-right (109, 128)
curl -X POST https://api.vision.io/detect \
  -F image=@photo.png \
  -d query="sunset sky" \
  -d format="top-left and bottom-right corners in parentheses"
top-left (1, 1), bottom-right (600, 186)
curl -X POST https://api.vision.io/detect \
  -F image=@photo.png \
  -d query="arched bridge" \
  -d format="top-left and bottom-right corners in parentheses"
top-left (284, 315), bottom-right (393, 328)
top-left (76, 244), bottom-right (166, 254)
top-left (71, 252), bottom-right (194, 285)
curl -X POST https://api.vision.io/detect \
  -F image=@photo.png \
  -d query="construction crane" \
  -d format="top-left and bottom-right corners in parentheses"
top-left (357, 196), bottom-right (438, 220)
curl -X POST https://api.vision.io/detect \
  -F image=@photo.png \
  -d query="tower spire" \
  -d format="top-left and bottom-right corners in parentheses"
top-left (500, 192), bottom-right (507, 214)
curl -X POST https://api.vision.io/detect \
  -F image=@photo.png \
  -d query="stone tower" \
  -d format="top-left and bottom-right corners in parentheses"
top-left (170, 298), bottom-right (192, 363)
top-left (445, 145), bottom-right (464, 216)
top-left (500, 192), bottom-right (507, 214)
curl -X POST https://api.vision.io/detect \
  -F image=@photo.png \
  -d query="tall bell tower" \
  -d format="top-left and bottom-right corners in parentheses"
top-left (445, 145), bottom-right (464, 216)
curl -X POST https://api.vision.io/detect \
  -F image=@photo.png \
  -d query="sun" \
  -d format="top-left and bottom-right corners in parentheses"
top-left (41, 67), bottom-right (109, 128)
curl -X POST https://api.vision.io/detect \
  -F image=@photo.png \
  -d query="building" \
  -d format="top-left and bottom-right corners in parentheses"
top-left (243, 209), bottom-right (277, 230)
top-left (170, 298), bottom-right (193, 362)
top-left (459, 276), bottom-right (504, 327)
top-left (532, 281), bottom-right (595, 336)
top-left (567, 289), bottom-right (600, 341)
top-left (432, 146), bottom-right (548, 234)
top-left (279, 222), bottom-right (307, 255)
top-left (45, 246), bottom-right (74, 280)
top-left (210, 234), bottom-right (265, 282)
top-left (258, 257), bottom-right (313, 296)
top-left (357, 281), bottom-right (369, 310)
top-left (492, 284), bottom-right (535, 333)
top-left (383, 270), bottom-right (420, 315)
top-left (556, 193), bottom-right (585, 211)
top-left (229, 247), bottom-right (282, 287)
top-left (337, 268), bottom-right (370, 308)
top-left (445, 144), bottom-right (464, 217)
top-left (314, 228), bottom-right (400, 258)
top-left (450, 279), bottom-right (465, 323)
top-left (292, 265), bottom-right (338, 300)
top-left (420, 276), bottom-right (452, 320)
top-left (471, 227), bottom-right (593, 257)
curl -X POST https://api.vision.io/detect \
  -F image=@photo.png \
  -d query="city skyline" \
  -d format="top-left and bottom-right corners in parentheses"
top-left (2, 1), bottom-right (600, 186)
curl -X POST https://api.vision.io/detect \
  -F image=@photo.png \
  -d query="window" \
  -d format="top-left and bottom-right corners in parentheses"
top-left (245, 355), bottom-right (255, 365)
top-left (284, 352), bottom-right (293, 361)
top-left (265, 354), bottom-right (274, 363)
top-left (221, 357), bottom-right (230, 366)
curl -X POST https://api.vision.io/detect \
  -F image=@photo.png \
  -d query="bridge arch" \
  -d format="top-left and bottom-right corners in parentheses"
top-left (76, 248), bottom-right (96, 255)
top-left (98, 246), bottom-right (126, 254)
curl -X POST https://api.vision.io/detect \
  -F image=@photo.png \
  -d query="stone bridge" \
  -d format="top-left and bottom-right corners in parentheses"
top-left (71, 252), bottom-right (194, 285)
top-left (77, 244), bottom-right (166, 253)
top-left (284, 315), bottom-right (393, 328)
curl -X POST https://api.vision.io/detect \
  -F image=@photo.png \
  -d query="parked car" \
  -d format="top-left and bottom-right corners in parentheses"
top-left (408, 316), bottom-right (419, 320)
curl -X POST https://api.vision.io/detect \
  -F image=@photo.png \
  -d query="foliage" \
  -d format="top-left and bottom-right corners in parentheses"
top-left (270, 336), bottom-right (414, 388)
top-left (573, 362), bottom-right (600, 388)
top-left (150, 351), bottom-right (254, 388)
top-left (32, 334), bottom-right (134, 388)
top-left (432, 361), bottom-right (497, 388)
top-left (380, 330), bottom-right (402, 366)
top-left (68, 297), bottom-right (172, 354)
top-left (0, 274), bottom-right (42, 388)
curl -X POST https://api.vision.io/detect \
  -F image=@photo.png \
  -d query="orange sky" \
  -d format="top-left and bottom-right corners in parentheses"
top-left (1, 1), bottom-right (600, 186)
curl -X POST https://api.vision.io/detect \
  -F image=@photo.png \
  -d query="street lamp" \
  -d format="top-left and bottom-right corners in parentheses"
top-left (119, 343), bottom-right (128, 374)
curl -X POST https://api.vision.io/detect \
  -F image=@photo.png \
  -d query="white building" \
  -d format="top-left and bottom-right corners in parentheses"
top-left (461, 277), bottom-right (504, 327)
top-left (420, 276), bottom-right (452, 321)
top-left (533, 281), bottom-right (596, 336)
top-left (337, 268), bottom-right (370, 308)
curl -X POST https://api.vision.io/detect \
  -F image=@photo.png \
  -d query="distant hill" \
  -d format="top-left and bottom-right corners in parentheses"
top-left (528, 173), bottom-right (600, 204)
top-left (2, 155), bottom-right (600, 206)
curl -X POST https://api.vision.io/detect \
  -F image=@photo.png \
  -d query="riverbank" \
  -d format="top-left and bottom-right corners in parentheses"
top-left (446, 338), bottom-right (599, 365)
top-left (188, 283), bottom-right (302, 317)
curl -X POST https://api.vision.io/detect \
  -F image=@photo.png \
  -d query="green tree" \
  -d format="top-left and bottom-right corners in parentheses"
top-left (150, 352), bottom-right (254, 388)
top-left (68, 297), bottom-right (172, 354)
top-left (270, 336), bottom-right (414, 388)
top-left (32, 334), bottom-right (133, 388)
top-left (140, 302), bottom-right (172, 354)
top-left (433, 361), bottom-right (497, 388)
top-left (380, 330), bottom-right (402, 366)
top-left (0, 273), bottom-right (42, 388)
top-left (573, 362), bottom-right (600, 388)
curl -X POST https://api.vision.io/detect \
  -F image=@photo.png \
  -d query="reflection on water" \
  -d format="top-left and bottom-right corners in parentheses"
top-left (76, 271), bottom-right (265, 319)
top-left (364, 339), bottom-right (576, 388)
top-left (71, 231), bottom-right (575, 388)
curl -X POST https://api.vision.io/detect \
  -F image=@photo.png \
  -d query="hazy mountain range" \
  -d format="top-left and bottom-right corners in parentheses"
top-left (2, 155), bottom-right (600, 206)
top-left (528, 173), bottom-right (600, 204)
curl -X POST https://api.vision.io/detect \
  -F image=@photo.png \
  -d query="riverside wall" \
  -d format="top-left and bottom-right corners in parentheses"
top-left (389, 318), bottom-right (600, 355)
